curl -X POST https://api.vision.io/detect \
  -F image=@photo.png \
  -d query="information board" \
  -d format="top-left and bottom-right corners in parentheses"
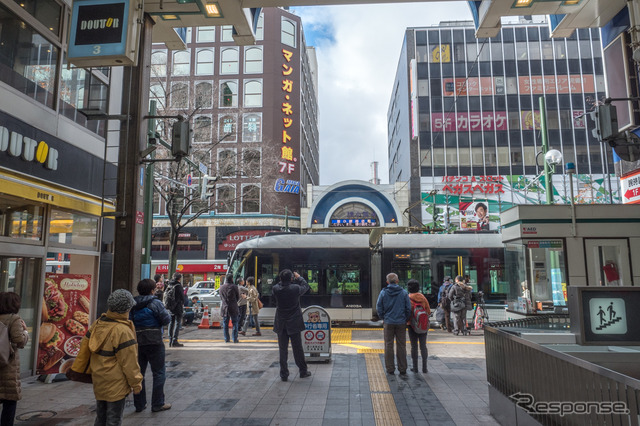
top-left (302, 306), bottom-right (331, 361)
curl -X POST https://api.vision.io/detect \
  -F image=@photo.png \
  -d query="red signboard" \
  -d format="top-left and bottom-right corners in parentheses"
top-left (218, 229), bottom-right (273, 252)
top-left (155, 263), bottom-right (227, 274)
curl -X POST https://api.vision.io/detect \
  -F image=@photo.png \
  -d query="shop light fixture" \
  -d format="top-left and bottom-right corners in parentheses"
top-left (561, 0), bottom-right (582, 5)
top-left (204, 2), bottom-right (221, 17)
top-left (513, 0), bottom-right (533, 7)
top-left (160, 14), bottom-right (180, 20)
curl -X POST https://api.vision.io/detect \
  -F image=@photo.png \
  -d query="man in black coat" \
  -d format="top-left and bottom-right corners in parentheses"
top-left (165, 273), bottom-right (185, 347)
top-left (272, 269), bottom-right (312, 382)
top-left (219, 275), bottom-right (241, 343)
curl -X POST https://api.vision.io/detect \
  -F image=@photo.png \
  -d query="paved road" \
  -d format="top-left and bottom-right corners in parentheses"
top-left (15, 325), bottom-right (498, 425)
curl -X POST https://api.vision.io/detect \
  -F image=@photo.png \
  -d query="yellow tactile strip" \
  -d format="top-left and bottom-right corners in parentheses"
top-left (371, 393), bottom-right (403, 426)
top-left (365, 353), bottom-right (390, 392)
top-left (331, 328), bottom-right (352, 344)
top-left (358, 348), bottom-right (384, 353)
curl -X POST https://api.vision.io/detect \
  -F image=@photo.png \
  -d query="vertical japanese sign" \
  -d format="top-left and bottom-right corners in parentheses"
top-left (37, 274), bottom-right (91, 374)
top-left (277, 47), bottom-right (301, 196)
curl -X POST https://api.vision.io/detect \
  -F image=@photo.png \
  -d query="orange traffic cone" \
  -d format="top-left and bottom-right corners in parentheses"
top-left (198, 308), bottom-right (210, 329)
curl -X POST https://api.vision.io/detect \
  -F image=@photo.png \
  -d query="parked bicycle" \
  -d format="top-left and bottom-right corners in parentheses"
top-left (473, 291), bottom-right (489, 330)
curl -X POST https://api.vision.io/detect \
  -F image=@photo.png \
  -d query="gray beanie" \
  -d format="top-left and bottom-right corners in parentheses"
top-left (107, 289), bottom-right (135, 313)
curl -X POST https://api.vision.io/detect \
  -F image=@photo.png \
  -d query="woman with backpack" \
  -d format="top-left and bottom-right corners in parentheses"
top-left (406, 280), bottom-right (430, 373)
top-left (0, 292), bottom-right (28, 426)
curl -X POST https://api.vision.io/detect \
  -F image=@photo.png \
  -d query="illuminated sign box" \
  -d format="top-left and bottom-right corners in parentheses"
top-left (568, 286), bottom-right (640, 345)
top-left (68, 0), bottom-right (142, 67)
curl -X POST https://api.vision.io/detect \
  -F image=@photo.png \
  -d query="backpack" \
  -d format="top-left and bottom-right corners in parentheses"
top-left (0, 319), bottom-right (15, 368)
top-left (440, 284), bottom-right (452, 309)
top-left (163, 283), bottom-right (178, 311)
top-left (410, 301), bottom-right (429, 334)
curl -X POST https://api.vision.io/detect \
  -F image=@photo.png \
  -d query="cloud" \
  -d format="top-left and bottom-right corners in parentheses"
top-left (295, 3), bottom-right (472, 185)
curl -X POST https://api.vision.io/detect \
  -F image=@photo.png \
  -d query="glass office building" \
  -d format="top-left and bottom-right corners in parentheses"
top-left (388, 18), bottom-right (619, 232)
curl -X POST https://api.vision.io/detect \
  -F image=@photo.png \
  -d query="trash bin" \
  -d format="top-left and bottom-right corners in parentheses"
top-left (301, 305), bottom-right (331, 362)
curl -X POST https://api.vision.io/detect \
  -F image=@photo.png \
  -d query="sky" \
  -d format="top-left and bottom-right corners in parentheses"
top-left (293, 2), bottom-right (472, 185)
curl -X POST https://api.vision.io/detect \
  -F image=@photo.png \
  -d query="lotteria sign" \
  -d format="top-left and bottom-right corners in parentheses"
top-left (68, 0), bottom-right (142, 67)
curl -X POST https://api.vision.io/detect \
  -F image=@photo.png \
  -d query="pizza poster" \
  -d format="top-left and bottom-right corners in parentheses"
top-left (37, 273), bottom-right (91, 375)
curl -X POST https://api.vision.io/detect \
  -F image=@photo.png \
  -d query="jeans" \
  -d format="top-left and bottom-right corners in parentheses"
top-left (277, 330), bottom-right (307, 379)
top-left (408, 326), bottom-right (428, 371)
top-left (94, 398), bottom-right (126, 426)
top-left (238, 305), bottom-right (247, 329)
top-left (383, 323), bottom-right (407, 374)
top-left (453, 309), bottom-right (467, 333)
top-left (169, 313), bottom-right (183, 344)
top-left (134, 343), bottom-right (166, 411)
top-left (223, 314), bottom-right (238, 342)
top-left (0, 399), bottom-right (17, 426)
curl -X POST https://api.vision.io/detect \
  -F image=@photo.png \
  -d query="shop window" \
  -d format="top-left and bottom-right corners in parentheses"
top-left (0, 3), bottom-right (58, 109)
top-left (48, 210), bottom-right (98, 248)
top-left (281, 18), bottom-right (296, 47)
top-left (0, 198), bottom-right (43, 240)
top-left (242, 185), bottom-right (260, 213)
top-left (242, 113), bottom-right (262, 142)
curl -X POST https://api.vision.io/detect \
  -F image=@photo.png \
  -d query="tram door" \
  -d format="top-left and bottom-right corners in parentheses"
top-left (438, 261), bottom-right (458, 283)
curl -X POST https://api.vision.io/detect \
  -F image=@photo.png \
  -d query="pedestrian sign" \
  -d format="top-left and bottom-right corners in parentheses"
top-left (589, 298), bottom-right (626, 334)
top-left (302, 306), bottom-right (331, 362)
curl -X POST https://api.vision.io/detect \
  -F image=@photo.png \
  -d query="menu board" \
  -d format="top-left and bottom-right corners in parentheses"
top-left (36, 274), bottom-right (91, 375)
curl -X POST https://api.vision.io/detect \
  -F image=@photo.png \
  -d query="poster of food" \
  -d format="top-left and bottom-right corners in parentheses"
top-left (37, 273), bottom-right (91, 375)
top-left (459, 200), bottom-right (492, 231)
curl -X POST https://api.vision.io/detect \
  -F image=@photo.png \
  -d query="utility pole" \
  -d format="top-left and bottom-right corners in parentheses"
top-left (141, 100), bottom-right (158, 279)
top-left (539, 96), bottom-right (554, 205)
top-left (112, 14), bottom-right (154, 291)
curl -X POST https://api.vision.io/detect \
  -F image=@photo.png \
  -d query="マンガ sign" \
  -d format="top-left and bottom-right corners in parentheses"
top-left (68, 0), bottom-right (142, 67)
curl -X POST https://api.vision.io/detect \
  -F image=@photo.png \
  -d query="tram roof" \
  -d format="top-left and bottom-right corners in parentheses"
top-left (234, 232), bottom-right (504, 251)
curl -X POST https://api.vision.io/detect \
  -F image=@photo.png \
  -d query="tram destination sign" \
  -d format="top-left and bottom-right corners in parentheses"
top-left (68, 0), bottom-right (143, 67)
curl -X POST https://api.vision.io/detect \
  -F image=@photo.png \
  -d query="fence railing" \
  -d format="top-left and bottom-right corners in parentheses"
top-left (486, 313), bottom-right (570, 329)
top-left (485, 324), bottom-right (640, 425)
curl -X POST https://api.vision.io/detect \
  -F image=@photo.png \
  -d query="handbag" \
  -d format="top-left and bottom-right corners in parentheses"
top-left (257, 299), bottom-right (263, 310)
top-left (451, 296), bottom-right (465, 312)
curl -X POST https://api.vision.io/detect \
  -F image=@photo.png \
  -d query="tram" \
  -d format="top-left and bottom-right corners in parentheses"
top-left (228, 232), bottom-right (507, 323)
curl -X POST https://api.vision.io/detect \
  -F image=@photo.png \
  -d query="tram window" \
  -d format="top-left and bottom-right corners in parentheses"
top-left (258, 256), bottom-right (279, 296)
top-left (293, 264), bottom-right (319, 294)
top-left (326, 265), bottom-right (361, 295)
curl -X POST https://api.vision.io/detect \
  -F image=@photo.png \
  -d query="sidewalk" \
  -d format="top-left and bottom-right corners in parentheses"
top-left (15, 325), bottom-right (498, 425)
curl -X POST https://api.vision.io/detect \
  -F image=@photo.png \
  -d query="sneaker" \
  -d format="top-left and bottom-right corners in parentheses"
top-left (239, 331), bottom-right (246, 336)
top-left (151, 403), bottom-right (172, 412)
top-left (171, 342), bottom-right (184, 347)
top-left (252, 332), bottom-right (262, 336)
top-left (233, 340), bottom-right (239, 343)
top-left (281, 376), bottom-right (288, 382)
top-left (423, 367), bottom-right (428, 373)
top-left (300, 371), bottom-right (312, 379)
top-left (410, 367), bottom-right (418, 373)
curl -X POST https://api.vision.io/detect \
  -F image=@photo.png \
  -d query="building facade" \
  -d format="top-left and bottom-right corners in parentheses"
top-left (388, 17), bottom-right (619, 232)
top-left (150, 7), bottom-right (319, 281)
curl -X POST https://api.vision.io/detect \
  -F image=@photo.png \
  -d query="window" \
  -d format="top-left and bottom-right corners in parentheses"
top-left (0, 3), bottom-right (58, 110)
top-left (16, 0), bottom-right (62, 37)
top-left (220, 81), bottom-right (238, 107)
top-left (149, 83), bottom-right (165, 103)
top-left (243, 80), bottom-right (262, 107)
top-left (151, 50), bottom-right (167, 77)
top-left (220, 48), bottom-right (239, 74)
top-left (221, 25), bottom-right (234, 42)
top-left (325, 265), bottom-right (361, 295)
top-left (281, 18), bottom-right (296, 47)
top-left (170, 83), bottom-right (189, 109)
top-left (197, 26), bottom-right (215, 43)
top-left (216, 185), bottom-right (235, 213)
top-left (172, 51), bottom-right (190, 76)
top-left (193, 116), bottom-right (211, 142)
top-left (59, 67), bottom-right (108, 136)
top-left (255, 13), bottom-right (264, 40)
top-left (244, 47), bottom-right (263, 73)
top-left (242, 149), bottom-right (261, 177)
top-left (0, 197), bottom-right (44, 240)
top-left (219, 115), bottom-right (237, 141)
top-left (218, 149), bottom-right (237, 177)
top-left (242, 185), bottom-right (260, 213)
top-left (195, 49), bottom-right (214, 75)
top-left (242, 113), bottom-right (262, 142)
top-left (195, 82), bottom-right (212, 109)
top-left (48, 210), bottom-right (98, 248)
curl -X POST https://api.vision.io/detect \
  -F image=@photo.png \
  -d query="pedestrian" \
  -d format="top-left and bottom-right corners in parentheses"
top-left (164, 272), bottom-right (185, 347)
top-left (406, 279), bottom-right (430, 373)
top-left (77, 289), bottom-right (143, 426)
top-left (219, 275), bottom-right (240, 343)
top-left (376, 273), bottom-right (411, 375)
top-left (153, 274), bottom-right (164, 300)
top-left (272, 269), bottom-right (312, 381)
top-left (438, 277), bottom-right (453, 332)
top-left (242, 277), bottom-right (261, 336)
top-left (130, 279), bottom-right (172, 413)
top-left (237, 278), bottom-right (249, 335)
top-left (448, 275), bottom-right (472, 335)
top-left (0, 292), bottom-right (29, 426)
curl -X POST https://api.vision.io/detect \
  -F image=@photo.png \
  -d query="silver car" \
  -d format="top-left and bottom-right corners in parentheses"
top-left (187, 281), bottom-right (217, 297)
top-left (195, 288), bottom-right (221, 308)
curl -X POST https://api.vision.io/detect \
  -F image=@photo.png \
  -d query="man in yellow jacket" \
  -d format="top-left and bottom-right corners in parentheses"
top-left (75, 289), bottom-right (143, 425)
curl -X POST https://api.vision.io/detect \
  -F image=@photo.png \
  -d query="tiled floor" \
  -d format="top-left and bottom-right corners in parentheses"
top-left (15, 326), bottom-right (498, 425)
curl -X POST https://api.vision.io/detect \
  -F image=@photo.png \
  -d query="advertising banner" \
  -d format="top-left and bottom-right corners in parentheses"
top-left (37, 274), bottom-right (91, 375)
top-left (458, 200), bottom-right (492, 231)
top-left (431, 111), bottom-right (508, 132)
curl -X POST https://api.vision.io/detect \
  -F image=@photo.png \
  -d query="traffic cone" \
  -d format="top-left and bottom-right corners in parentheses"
top-left (198, 308), bottom-right (210, 329)
top-left (210, 306), bottom-right (221, 329)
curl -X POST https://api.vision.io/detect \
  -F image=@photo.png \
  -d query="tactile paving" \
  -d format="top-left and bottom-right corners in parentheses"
top-left (371, 393), bottom-right (402, 426)
top-left (331, 328), bottom-right (353, 344)
top-left (365, 353), bottom-right (390, 392)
